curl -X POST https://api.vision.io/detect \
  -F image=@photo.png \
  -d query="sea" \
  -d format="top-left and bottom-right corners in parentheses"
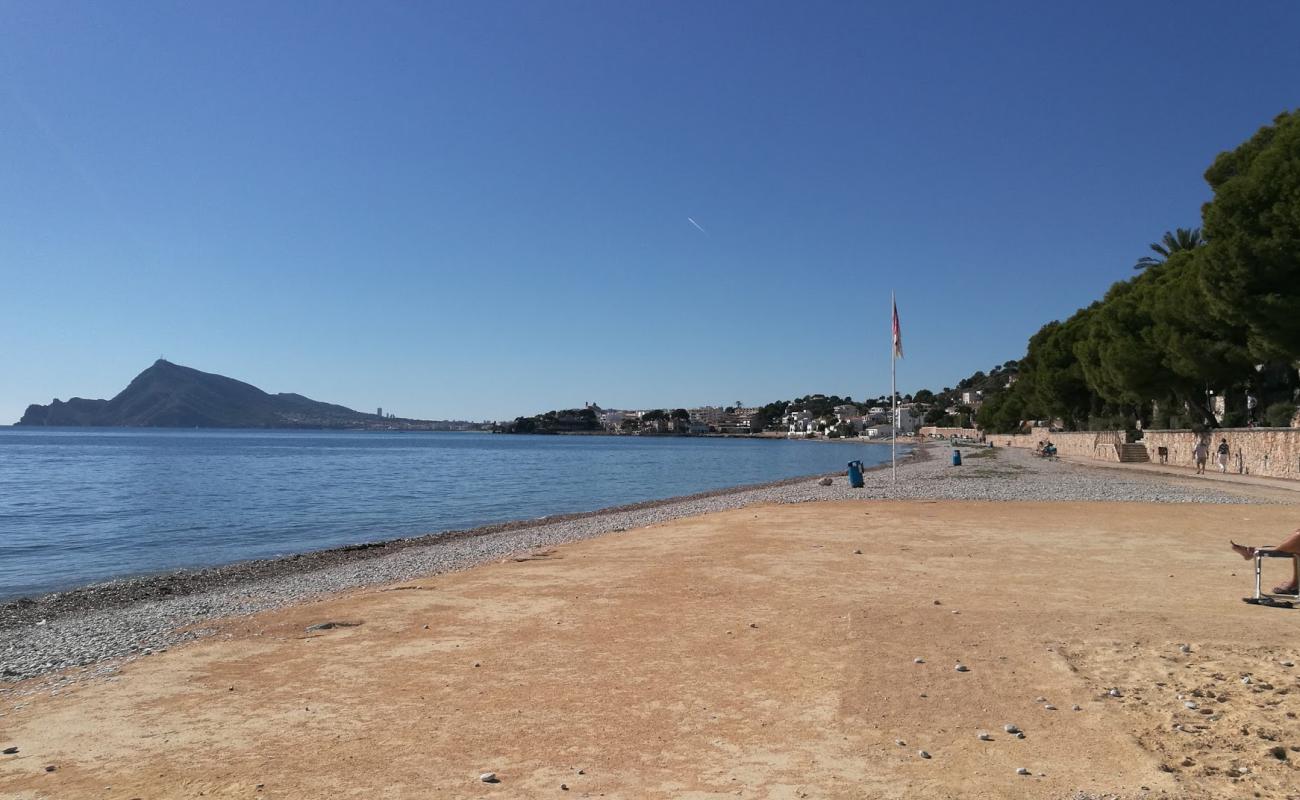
top-left (0, 428), bottom-right (896, 600)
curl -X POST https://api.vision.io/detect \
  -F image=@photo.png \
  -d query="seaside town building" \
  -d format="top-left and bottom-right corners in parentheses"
top-left (893, 405), bottom-right (921, 434)
top-left (688, 406), bottom-right (727, 426)
top-left (784, 410), bottom-right (815, 436)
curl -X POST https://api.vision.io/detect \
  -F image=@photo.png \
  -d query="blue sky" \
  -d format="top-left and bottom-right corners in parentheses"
top-left (2, 1), bottom-right (1298, 423)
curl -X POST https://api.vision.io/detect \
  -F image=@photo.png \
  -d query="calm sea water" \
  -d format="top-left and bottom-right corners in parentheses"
top-left (0, 429), bottom-right (895, 599)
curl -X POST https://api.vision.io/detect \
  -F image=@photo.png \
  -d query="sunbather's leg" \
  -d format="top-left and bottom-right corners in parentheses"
top-left (1231, 528), bottom-right (1300, 558)
top-left (1279, 530), bottom-right (1300, 593)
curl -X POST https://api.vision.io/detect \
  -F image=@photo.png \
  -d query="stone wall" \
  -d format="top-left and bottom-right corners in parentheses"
top-left (1141, 428), bottom-right (1300, 480)
top-left (994, 426), bottom-right (1300, 479)
top-left (995, 427), bottom-right (1123, 462)
top-left (918, 426), bottom-right (982, 439)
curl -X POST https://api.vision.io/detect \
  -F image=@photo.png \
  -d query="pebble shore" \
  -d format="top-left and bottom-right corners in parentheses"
top-left (0, 444), bottom-right (1283, 686)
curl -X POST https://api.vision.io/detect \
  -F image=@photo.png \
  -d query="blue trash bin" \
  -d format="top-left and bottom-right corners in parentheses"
top-left (952, 449), bottom-right (962, 466)
top-left (847, 460), bottom-right (864, 488)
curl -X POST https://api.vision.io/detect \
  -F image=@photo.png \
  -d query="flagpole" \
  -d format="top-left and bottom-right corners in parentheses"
top-left (891, 291), bottom-right (897, 484)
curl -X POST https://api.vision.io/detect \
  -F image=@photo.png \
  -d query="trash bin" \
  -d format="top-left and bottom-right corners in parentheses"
top-left (952, 449), bottom-right (962, 466)
top-left (847, 460), bottom-right (864, 488)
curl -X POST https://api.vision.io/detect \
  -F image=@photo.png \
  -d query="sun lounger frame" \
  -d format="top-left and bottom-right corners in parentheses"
top-left (1244, 549), bottom-right (1300, 608)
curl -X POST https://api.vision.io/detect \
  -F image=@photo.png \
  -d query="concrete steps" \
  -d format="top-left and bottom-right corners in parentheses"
top-left (1118, 443), bottom-right (1150, 463)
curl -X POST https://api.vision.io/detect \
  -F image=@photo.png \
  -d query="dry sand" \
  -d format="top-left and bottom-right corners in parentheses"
top-left (2, 500), bottom-right (1299, 799)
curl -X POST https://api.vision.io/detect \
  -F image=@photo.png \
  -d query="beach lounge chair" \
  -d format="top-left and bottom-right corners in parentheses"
top-left (1243, 549), bottom-right (1300, 608)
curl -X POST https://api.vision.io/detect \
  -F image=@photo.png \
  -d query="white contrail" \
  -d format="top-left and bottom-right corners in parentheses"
top-left (687, 217), bottom-right (708, 236)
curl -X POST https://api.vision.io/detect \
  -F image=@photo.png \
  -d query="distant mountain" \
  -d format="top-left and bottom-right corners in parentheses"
top-left (16, 360), bottom-right (447, 430)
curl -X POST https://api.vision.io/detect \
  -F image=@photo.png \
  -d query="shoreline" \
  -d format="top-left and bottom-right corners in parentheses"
top-left (0, 446), bottom-right (921, 629)
top-left (2, 443), bottom-right (1279, 686)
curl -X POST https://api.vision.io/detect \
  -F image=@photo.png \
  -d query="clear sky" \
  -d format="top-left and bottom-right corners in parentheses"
top-left (3, 1), bottom-right (1298, 423)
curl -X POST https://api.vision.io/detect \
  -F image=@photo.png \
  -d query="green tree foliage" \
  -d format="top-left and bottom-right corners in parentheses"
top-left (504, 407), bottom-right (601, 434)
top-left (1133, 227), bottom-right (1204, 270)
top-left (1266, 402), bottom-right (1297, 428)
top-left (1200, 110), bottom-right (1300, 360)
top-left (752, 400), bottom-right (790, 433)
top-left (1023, 309), bottom-right (1099, 429)
top-left (977, 109), bottom-right (1299, 434)
top-left (787, 395), bottom-right (857, 418)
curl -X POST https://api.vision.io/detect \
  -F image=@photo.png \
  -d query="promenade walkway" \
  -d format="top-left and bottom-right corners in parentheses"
top-left (1053, 450), bottom-right (1300, 499)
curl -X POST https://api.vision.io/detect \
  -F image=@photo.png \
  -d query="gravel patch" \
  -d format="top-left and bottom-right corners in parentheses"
top-left (0, 444), bottom-right (1284, 687)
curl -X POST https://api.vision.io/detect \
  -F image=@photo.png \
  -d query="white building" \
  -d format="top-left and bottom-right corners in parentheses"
top-left (893, 405), bottom-right (921, 434)
top-left (784, 409), bottom-right (815, 436)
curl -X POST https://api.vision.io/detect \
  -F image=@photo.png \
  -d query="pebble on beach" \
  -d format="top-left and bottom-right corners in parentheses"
top-left (955, 664), bottom-right (969, 672)
top-left (1016, 767), bottom-right (1030, 776)
top-left (1003, 724), bottom-right (1021, 734)
top-left (917, 750), bottom-right (931, 759)
top-left (479, 772), bottom-right (499, 783)
top-left (2, 746), bottom-right (17, 755)
top-left (978, 733), bottom-right (992, 741)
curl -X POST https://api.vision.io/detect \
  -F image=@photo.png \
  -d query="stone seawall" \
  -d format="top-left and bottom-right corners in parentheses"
top-left (1142, 429), bottom-right (1300, 480)
top-left (919, 426), bottom-right (982, 439)
top-left (995, 427), bottom-right (1123, 462)
top-left (991, 426), bottom-right (1300, 480)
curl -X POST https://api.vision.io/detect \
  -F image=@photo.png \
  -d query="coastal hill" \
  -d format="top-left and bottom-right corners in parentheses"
top-left (16, 360), bottom-right (451, 430)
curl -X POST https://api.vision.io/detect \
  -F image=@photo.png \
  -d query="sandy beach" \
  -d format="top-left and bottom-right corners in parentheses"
top-left (3, 448), bottom-right (1299, 799)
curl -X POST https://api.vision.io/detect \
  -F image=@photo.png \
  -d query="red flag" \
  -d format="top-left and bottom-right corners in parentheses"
top-left (892, 299), bottom-right (903, 359)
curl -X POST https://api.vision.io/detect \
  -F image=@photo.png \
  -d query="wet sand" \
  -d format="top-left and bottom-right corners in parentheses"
top-left (2, 500), bottom-right (1298, 799)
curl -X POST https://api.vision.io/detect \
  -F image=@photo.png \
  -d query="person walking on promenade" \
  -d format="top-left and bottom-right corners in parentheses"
top-left (1232, 529), bottom-right (1300, 594)
top-left (1216, 438), bottom-right (1230, 474)
top-left (1193, 439), bottom-right (1209, 474)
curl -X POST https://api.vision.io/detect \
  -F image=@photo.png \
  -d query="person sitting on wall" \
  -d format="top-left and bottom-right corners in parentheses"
top-left (1042, 441), bottom-right (1057, 458)
top-left (1232, 530), bottom-right (1300, 595)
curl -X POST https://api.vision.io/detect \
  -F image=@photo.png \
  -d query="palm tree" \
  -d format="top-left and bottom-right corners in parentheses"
top-left (1134, 227), bottom-right (1205, 270)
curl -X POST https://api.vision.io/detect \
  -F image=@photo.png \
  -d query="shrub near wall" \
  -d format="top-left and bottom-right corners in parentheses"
top-left (1142, 429), bottom-right (1300, 480)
